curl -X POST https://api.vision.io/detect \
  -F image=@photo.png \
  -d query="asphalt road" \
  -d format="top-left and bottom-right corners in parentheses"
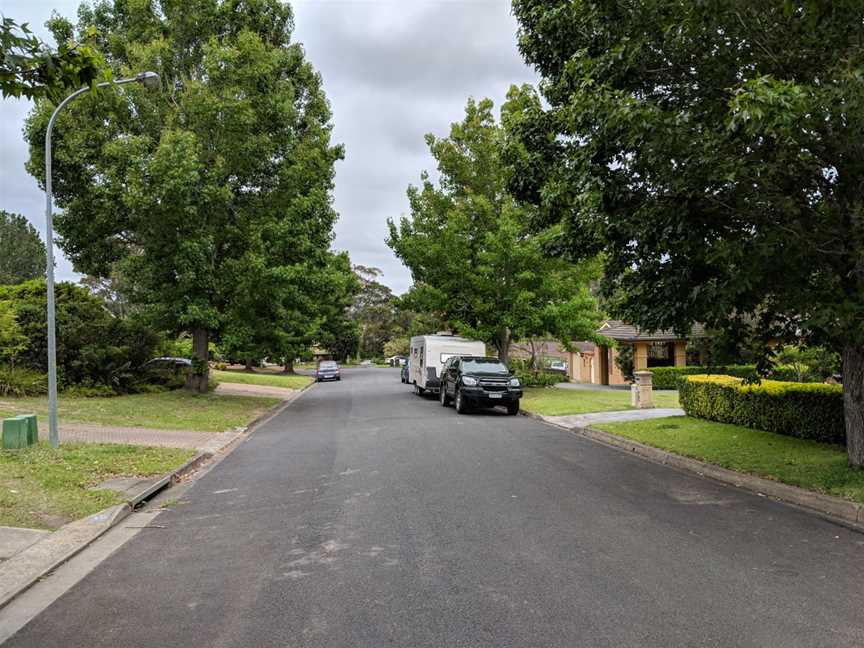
top-left (5, 368), bottom-right (864, 647)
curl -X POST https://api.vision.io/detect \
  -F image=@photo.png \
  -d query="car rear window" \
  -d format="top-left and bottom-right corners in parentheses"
top-left (319, 362), bottom-right (337, 369)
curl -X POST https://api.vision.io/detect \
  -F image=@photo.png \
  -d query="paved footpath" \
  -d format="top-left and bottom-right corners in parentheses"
top-left (3, 369), bottom-right (863, 647)
top-left (538, 407), bottom-right (686, 429)
top-left (41, 422), bottom-right (235, 451)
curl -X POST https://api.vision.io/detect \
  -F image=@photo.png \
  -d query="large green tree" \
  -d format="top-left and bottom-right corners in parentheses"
top-left (509, 0), bottom-right (864, 465)
top-left (387, 98), bottom-right (602, 362)
top-left (0, 211), bottom-right (47, 285)
top-left (24, 0), bottom-right (342, 392)
top-left (349, 265), bottom-right (403, 360)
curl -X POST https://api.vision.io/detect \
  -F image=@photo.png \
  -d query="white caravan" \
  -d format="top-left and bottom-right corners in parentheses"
top-left (408, 334), bottom-right (486, 394)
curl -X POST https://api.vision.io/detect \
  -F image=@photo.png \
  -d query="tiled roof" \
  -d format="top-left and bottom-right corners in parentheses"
top-left (598, 320), bottom-right (705, 342)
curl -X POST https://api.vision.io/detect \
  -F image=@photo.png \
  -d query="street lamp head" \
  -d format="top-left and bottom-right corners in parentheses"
top-left (135, 71), bottom-right (161, 91)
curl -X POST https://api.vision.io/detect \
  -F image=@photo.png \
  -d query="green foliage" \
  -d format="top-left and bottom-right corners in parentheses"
top-left (23, 0), bottom-right (343, 390)
top-left (614, 344), bottom-right (634, 382)
top-left (509, 358), bottom-right (563, 387)
top-left (0, 300), bottom-right (27, 364)
top-left (0, 280), bottom-right (159, 392)
top-left (0, 16), bottom-right (107, 101)
top-left (649, 365), bottom-right (759, 390)
top-left (387, 97), bottom-right (603, 361)
top-left (349, 265), bottom-right (404, 360)
top-left (679, 375), bottom-right (845, 445)
top-left (773, 345), bottom-right (840, 383)
top-left (383, 337), bottom-right (409, 358)
top-left (0, 211), bottom-right (46, 285)
top-left (509, 0), bottom-right (864, 462)
top-left (0, 366), bottom-right (48, 397)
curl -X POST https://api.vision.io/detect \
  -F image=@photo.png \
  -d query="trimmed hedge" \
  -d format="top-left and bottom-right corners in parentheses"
top-left (679, 375), bottom-right (845, 445)
top-left (649, 365), bottom-right (758, 389)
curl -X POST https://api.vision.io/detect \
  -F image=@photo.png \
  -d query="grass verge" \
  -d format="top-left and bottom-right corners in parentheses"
top-left (521, 387), bottom-right (680, 416)
top-left (0, 391), bottom-right (281, 433)
top-left (595, 416), bottom-right (864, 504)
top-left (212, 369), bottom-right (312, 390)
top-left (0, 442), bottom-right (195, 529)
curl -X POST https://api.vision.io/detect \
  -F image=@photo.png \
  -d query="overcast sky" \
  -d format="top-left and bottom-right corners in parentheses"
top-left (0, 0), bottom-right (536, 293)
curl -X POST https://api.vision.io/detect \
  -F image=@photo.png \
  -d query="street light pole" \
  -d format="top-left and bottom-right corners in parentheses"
top-left (43, 71), bottom-right (160, 448)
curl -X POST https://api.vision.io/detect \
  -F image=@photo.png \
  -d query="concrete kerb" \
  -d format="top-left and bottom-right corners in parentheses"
top-left (0, 381), bottom-right (316, 610)
top-left (521, 410), bottom-right (864, 532)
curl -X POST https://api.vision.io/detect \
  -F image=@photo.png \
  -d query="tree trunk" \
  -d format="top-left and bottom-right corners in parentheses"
top-left (282, 358), bottom-right (295, 374)
top-left (497, 328), bottom-right (512, 365)
top-left (244, 358), bottom-right (255, 373)
top-left (843, 344), bottom-right (864, 467)
top-left (184, 327), bottom-right (209, 394)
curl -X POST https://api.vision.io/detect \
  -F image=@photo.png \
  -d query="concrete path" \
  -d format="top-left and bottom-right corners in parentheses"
top-left (538, 407), bottom-right (685, 429)
top-left (0, 528), bottom-right (49, 563)
top-left (41, 422), bottom-right (234, 451)
top-left (3, 370), bottom-right (862, 647)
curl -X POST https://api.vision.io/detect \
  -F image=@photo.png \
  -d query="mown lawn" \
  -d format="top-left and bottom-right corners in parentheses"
top-left (212, 369), bottom-right (312, 390)
top-left (521, 387), bottom-right (680, 416)
top-left (0, 390), bottom-right (281, 432)
top-left (595, 416), bottom-right (864, 504)
top-left (0, 442), bottom-right (195, 529)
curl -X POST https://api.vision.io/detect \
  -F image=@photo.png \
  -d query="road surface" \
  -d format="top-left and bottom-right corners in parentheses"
top-left (4, 368), bottom-right (863, 647)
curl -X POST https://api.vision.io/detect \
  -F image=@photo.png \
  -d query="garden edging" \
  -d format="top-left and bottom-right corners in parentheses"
top-left (521, 410), bottom-right (864, 531)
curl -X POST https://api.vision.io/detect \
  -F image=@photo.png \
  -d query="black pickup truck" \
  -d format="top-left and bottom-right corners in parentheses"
top-left (438, 356), bottom-right (523, 415)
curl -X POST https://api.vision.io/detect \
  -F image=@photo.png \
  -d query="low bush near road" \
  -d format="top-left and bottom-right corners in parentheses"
top-left (679, 375), bottom-right (844, 444)
top-left (0, 366), bottom-right (48, 396)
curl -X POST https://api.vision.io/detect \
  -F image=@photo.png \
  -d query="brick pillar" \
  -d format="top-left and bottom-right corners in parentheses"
top-left (634, 342), bottom-right (649, 371)
top-left (674, 341), bottom-right (687, 367)
top-left (631, 370), bottom-right (655, 409)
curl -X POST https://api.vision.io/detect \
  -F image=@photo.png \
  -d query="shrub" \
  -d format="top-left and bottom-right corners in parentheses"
top-left (679, 375), bottom-right (845, 444)
top-left (0, 280), bottom-right (160, 393)
top-left (0, 366), bottom-right (48, 396)
top-left (649, 365), bottom-right (758, 389)
top-left (514, 368), bottom-right (562, 387)
top-left (63, 385), bottom-right (119, 398)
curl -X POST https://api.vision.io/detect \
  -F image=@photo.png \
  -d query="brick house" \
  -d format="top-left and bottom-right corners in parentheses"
top-left (568, 321), bottom-right (705, 385)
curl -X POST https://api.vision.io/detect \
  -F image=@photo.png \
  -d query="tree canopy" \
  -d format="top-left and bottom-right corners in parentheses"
top-left (24, 0), bottom-right (343, 391)
top-left (0, 211), bottom-right (47, 285)
top-left (388, 97), bottom-right (603, 362)
top-left (1, 16), bottom-right (106, 101)
top-left (509, 0), bottom-right (864, 464)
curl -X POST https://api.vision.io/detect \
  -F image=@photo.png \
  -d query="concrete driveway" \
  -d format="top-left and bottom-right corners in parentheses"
top-left (4, 368), bottom-right (863, 647)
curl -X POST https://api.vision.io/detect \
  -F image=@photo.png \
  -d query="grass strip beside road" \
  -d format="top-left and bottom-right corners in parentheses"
top-left (595, 416), bottom-right (864, 504)
top-left (212, 369), bottom-right (312, 390)
top-left (521, 386), bottom-right (680, 416)
top-left (0, 391), bottom-right (281, 433)
top-left (0, 443), bottom-right (195, 529)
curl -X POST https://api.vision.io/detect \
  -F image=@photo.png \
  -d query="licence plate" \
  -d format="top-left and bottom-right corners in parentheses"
top-left (489, 393), bottom-right (502, 399)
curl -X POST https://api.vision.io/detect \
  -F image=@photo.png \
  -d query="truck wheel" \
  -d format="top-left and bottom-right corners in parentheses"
top-left (506, 401), bottom-right (520, 416)
top-left (455, 389), bottom-right (469, 414)
top-left (414, 384), bottom-right (425, 396)
top-left (440, 386), bottom-right (450, 407)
